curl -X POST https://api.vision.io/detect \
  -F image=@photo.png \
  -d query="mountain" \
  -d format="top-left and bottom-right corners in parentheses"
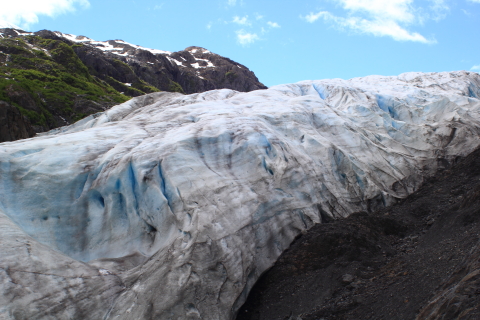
top-left (0, 71), bottom-right (479, 319)
top-left (0, 27), bottom-right (266, 137)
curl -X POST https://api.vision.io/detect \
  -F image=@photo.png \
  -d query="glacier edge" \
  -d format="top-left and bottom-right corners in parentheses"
top-left (0, 71), bottom-right (480, 319)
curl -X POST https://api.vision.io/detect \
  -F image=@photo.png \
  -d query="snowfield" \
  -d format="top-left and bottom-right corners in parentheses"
top-left (1, 71), bottom-right (480, 319)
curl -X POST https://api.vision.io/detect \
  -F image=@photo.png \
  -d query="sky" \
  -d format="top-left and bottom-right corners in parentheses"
top-left (1, 0), bottom-right (479, 87)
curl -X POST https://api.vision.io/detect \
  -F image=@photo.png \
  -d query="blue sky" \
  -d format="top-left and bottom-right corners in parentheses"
top-left (1, 0), bottom-right (479, 87)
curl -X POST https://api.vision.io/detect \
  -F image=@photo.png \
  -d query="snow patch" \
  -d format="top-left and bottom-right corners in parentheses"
top-left (190, 58), bottom-right (215, 69)
top-left (25, 42), bottom-right (51, 57)
top-left (195, 58), bottom-right (215, 67)
top-left (167, 57), bottom-right (183, 66)
top-left (14, 30), bottom-right (33, 36)
top-left (54, 32), bottom-right (172, 57)
top-left (187, 47), bottom-right (211, 54)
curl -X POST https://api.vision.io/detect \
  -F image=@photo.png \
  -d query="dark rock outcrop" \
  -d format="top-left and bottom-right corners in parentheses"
top-left (0, 101), bottom-right (35, 142)
top-left (69, 42), bottom-right (267, 95)
top-left (171, 46), bottom-right (267, 93)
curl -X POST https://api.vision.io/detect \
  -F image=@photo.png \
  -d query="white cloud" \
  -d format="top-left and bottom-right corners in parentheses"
top-left (227, 0), bottom-right (245, 8)
top-left (427, 0), bottom-right (449, 21)
top-left (233, 15), bottom-right (251, 26)
top-left (227, 0), bottom-right (245, 7)
top-left (255, 13), bottom-right (264, 20)
top-left (304, 11), bottom-right (325, 23)
top-left (302, 0), bottom-right (443, 44)
top-left (267, 21), bottom-right (280, 28)
top-left (230, 13), bottom-right (279, 44)
top-left (314, 11), bottom-right (433, 43)
top-left (154, 3), bottom-right (164, 10)
top-left (467, 0), bottom-right (480, 3)
top-left (236, 30), bottom-right (259, 46)
top-left (472, 65), bottom-right (480, 71)
top-left (0, 0), bottom-right (89, 30)
top-left (0, 20), bottom-right (21, 29)
top-left (337, 0), bottom-right (416, 23)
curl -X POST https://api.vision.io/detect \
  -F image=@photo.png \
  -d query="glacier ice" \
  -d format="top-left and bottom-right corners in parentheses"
top-left (1, 71), bottom-right (480, 319)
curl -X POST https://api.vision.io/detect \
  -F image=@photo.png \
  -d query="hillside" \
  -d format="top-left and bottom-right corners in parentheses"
top-left (0, 27), bottom-right (267, 138)
top-left (0, 31), bottom-right (128, 134)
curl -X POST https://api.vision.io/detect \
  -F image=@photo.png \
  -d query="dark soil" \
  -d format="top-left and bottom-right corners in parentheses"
top-left (237, 148), bottom-right (480, 320)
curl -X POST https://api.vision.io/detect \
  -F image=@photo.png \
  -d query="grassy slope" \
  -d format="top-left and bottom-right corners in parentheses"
top-left (0, 36), bottom-right (129, 128)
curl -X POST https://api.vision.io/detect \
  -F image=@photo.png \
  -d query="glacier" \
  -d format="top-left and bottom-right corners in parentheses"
top-left (1, 71), bottom-right (480, 319)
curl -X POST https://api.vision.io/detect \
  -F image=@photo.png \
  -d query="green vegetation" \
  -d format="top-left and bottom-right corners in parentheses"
top-left (105, 76), bottom-right (145, 96)
top-left (0, 36), bottom-right (129, 128)
top-left (225, 71), bottom-right (238, 83)
top-left (0, 34), bottom-right (191, 131)
top-left (132, 80), bottom-right (160, 94)
top-left (169, 80), bottom-right (185, 94)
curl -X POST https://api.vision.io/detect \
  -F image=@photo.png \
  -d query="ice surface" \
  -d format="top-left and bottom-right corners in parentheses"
top-left (1, 71), bottom-right (480, 319)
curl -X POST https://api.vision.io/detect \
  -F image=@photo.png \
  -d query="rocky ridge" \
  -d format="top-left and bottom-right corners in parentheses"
top-left (55, 30), bottom-right (266, 94)
top-left (0, 27), bottom-right (266, 139)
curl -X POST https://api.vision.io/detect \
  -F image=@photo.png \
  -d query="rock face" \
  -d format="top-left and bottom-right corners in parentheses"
top-left (170, 46), bottom-right (267, 93)
top-left (0, 101), bottom-right (35, 142)
top-left (68, 40), bottom-right (267, 95)
top-left (0, 71), bottom-right (479, 319)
